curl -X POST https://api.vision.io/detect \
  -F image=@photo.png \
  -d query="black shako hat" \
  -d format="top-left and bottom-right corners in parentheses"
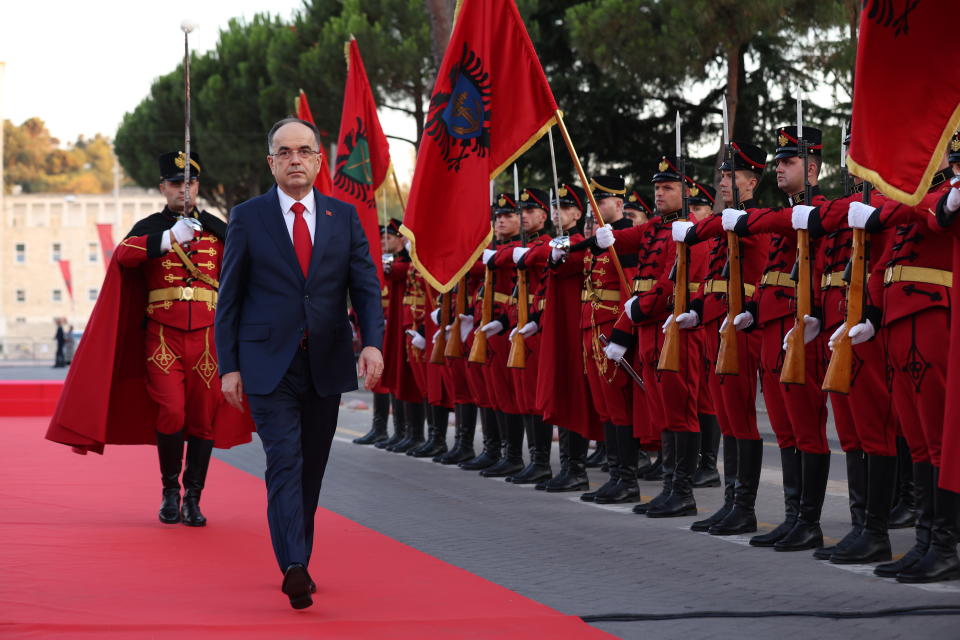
top-left (719, 141), bottom-right (767, 175)
top-left (554, 183), bottom-right (587, 211)
top-left (652, 155), bottom-right (687, 183)
top-left (774, 126), bottom-right (823, 161)
top-left (383, 218), bottom-right (403, 237)
top-left (494, 193), bottom-right (519, 216)
top-left (949, 130), bottom-right (960, 165)
top-left (624, 189), bottom-right (653, 214)
top-left (590, 175), bottom-right (626, 201)
top-left (519, 187), bottom-right (550, 210)
top-left (159, 151), bottom-right (202, 181)
top-left (687, 182), bottom-right (716, 207)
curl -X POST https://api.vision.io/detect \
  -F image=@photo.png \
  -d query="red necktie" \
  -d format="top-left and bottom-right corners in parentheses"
top-left (291, 201), bottom-right (312, 276)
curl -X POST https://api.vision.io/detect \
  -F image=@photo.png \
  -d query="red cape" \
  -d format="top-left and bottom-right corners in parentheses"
top-left (46, 256), bottom-right (254, 454)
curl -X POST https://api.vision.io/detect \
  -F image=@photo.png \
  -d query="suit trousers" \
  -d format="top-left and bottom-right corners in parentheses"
top-left (247, 348), bottom-right (340, 572)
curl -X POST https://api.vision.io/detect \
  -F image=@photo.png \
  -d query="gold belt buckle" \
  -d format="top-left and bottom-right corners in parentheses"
top-left (182, 286), bottom-right (194, 301)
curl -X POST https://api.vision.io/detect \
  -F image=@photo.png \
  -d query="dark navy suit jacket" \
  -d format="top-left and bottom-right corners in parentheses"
top-left (215, 185), bottom-right (384, 396)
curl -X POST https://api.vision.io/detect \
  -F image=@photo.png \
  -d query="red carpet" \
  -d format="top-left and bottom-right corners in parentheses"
top-left (0, 381), bottom-right (63, 416)
top-left (0, 417), bottom-right (610, 639)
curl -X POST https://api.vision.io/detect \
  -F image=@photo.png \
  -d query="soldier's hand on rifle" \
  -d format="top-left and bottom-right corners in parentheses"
top-left (550, 245), bottom-right (568, 263)
top-left (830, 319), bottom-right (875, 350)
top-left (512, 247), bottom-right (530, 264)
top-left (405, 329), bottom-right (426, 350)
top-left (721, 208), bottom-right (747, 232)
top-left (170, 218), bottom-right (196, 245)
top-left (479, 320), bottom-right (503, 338)
top-left (603, 340), bottom-right (627, 362)
top-left (458, 314), bottom-right (474, 341)
top-left (782, 314), bottom-right (820, 351)
top-left (595, 225), bottom-right (615, 249)
top-left (430, 308), bottom-right (440, 325)
top-left (722, 310), bottom-right (753, 333)
top-left (946, 177), bottom-right (960, 213)
top-left (671, 220), bottom-right (694, 242)
top-left (847, 201), bottom-right (877, 229)
top-left (663, 310), bottom-right (699, 333)
top-left (482, 249), bottom-right (497, 264)
top-left (517, 321), bottom-right (538, 337)
top-left (791, 205), bottom-right (816, 230)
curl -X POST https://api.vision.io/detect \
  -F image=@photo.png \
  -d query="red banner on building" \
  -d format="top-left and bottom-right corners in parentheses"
top-left (296, 90), bottom-right (334, 196)
top-left (401, 0), bottom-right (558, 292)
top-left (847, 1), bottom-right (960, 205)
top-left (58, 260), bottom-right (73, 301)
top-left (331, 38), bottom-right (391, 286)
top-left (96, 223), bottom-right (115, 269)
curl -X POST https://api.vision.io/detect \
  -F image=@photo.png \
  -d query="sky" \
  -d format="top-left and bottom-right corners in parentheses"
top-left (0, 0), bottom-right (418, 182)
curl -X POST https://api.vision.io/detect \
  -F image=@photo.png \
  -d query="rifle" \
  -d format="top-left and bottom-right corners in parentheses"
top-left (445, 279), bottom-right (466, 358)
top-left (716, 96), bottom-right (741, 375)
top-left (468, 182), bottom-right (497, 364)
top-left (508, 165), bottom-right (527, 369)
top-left (429, 289), bottom-right (450, 364)
top-left (822, 179), bottom-right (871, 394)
top-left (780, 91), bottom-right (812, 385)
top-left (658, 111), bottom-right (688, 373)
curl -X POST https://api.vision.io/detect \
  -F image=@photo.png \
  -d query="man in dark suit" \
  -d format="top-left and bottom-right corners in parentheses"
top-left (216, 117), bottom-right (384, 609)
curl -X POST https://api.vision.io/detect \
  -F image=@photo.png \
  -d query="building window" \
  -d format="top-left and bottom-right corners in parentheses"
top-left (88, 288), bottom-right (98, 301)
top-left (89, 242), bottom-right (98, 262)
top-left (52, 242), bottom-right (62, 262)
top-left (15, 243), bottom-right (25, 264)
top-left (52, 289), bottom-right (62, 303)
top-left (16, 289), bottom-right (25, 303)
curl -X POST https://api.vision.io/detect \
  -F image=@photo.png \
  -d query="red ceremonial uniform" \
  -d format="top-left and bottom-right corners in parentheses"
top-left (401, 267), bottom-right (429, 398)
top-left (383, 251), bottom-right (422, 403)
top-left (480, 238), bottom-right (523, 415)
top-left (933, 184), bottom-right (960, 492)
top-left (463, 260), bottom-right (493, 409)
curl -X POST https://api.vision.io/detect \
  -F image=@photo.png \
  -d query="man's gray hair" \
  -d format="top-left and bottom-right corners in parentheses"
top-left (266, 118), bottom-right (323, 153)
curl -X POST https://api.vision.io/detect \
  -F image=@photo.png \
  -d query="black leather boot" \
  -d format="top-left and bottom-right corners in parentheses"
top-left (411, 406), bottom-right (449, 457)
top-left (354, 392), bottom-right (390, 445)
top-left (508, 416), bottom-right (553, 484)
top-left (634, 430), bottom-right (674, 514)
top-left (376, 396), bottom-right (405, 449)
top-left (897, 469), bottom-right (960, 583)
top-left (831, 453), bottom-right (896, 564)
top-left (711, 438), bottom-right (763, 535)
top-left (156, 431), bottom-right (184, 524)
top-left (582, 424), bottom-right (619, 501)
top-left (438, 404), bottom-right (477, 464)
top-left (751, 446), bottom-right (801, 546)
top-left (390, 401), bottom-right (425, 453)
top-left (480, 413), bottom-right (525, 477)
top-left (181, 436), bottom-right (213, 527)
top-left (889, 437), bottom-right (916, 529)
top-left (692, 435), bottom-right (737, 531)
top-left (692, 414), bottom-right (721, 488)
top-left (641, 448), bottom-right (664, 481)
top-left (436, 406), bottom-right (461, 463)
top-left (460, 407), bottom-right (501, 470)
top-left (647, 430), bottom-right (698, 517)
top-left (876, 461), bottom-right (934, 577)
top-left (544, 429), bottom-right (590, 492)
top-left (538, 426), bottom-right (568, 490)
top-left (585, 441), bottom-right (606, 468)
top-left (814, 450), bottom-right (867, 560)
top-left (775, 451), bottom-right (830, 551)
top-left (596, 425), bottom-right (641, 504)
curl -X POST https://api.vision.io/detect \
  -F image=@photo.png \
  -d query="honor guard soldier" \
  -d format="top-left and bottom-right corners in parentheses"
top-left (624, 189), bottom-right (653, 226)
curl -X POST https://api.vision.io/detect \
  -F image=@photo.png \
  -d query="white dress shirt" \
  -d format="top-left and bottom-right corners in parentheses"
top-left (277, 188), bottom-right (316, 244)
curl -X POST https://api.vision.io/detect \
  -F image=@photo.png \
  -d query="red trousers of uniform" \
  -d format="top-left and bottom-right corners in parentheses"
top-left (886, 310), bottom-right (949, 465)
top-left (407, 343), bottom-right (428, 398)
top-left (510, 333), bottom-right (541, 415)
top-left (704, 318), bottom-right (762, 441)
top-left (582, 323), bottom-right (631, 426)
top-left (483, 333), bottom-right (522, 415)
top-left (144, 320), bottom-right (220, 439)
top-left (634, 326), bottom-right (662, 446)
top-left (823, 324), bottom-right (898, 456)
top-left (758, 317), bottom-right (829, 453)
top-left (638, 323), bottom-right (702, 433)
top-left (447, 357), bottom-right (473, 405)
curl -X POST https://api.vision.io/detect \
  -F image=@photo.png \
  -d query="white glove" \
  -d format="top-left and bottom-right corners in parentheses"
top-left (946, 184), bottom-right (960, 213)
top-left (550, 246), bottom-right (567, 262)
top-left (827, 319), bottom-right (876, 350)
top-left (404, 239), bottom-right (411, 251)
top-left (791, 205), bottom-right (815, 230)
top-left (482, 249), bottom-right (497, 265)
top-left (595, 225), bottom-right (615, 249)
top-left (518, 321), bottom-right (538, 337)
top-left (623, 295), bottom-right (639, 316)
top-left (848, 201), bottom-right (877, 229)
top-left (672, 220), bottom-right (694, 242)
top-left (675, 310), bottom-right (700, 329)
top-left (722, 208), bottom-right (747, 231)
top-left (458, 314), bottom-right (474, 342)
top-left (170, 218), bottom-right (196, 245)
top-left (383, 260), bottom-right (392, 274)
top-left (432, 329), bottom-right (442, 342)
top-left (727, 310), bottom-right (753, 331)
top-left (603, 341), bottom-right (627, 362)
top-left (430, 308), bottom-right (440, 325)
top-left (782, 314), bottom-right (821, 350)
top-left (406, 329), bottom-right (426, 350)
top-left (479, 320), bottom-right (503, 337)
top-left (512, 247), bottom-right (530, 263)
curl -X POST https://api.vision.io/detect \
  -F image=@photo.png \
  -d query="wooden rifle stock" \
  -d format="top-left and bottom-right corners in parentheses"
top-left (445, 279), bottom-right (467, 358)
top-left (780, 229), bottom-right (811, 384)
top-left (507, 270), bottom-right (529, 369)
top-left (468, 267), bottom-right (494, 363)
top-left (715, 232), bottom-right (742, 375)
top-left (657, 242), bottom-right (687, 372)
top-left (822, 228), bottom-right (866, 393)
top-left (429, 290), bottom-right (450, 364)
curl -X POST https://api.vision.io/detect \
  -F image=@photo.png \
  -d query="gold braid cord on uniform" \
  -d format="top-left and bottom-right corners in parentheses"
top-left (171, 240), bottom-right (219, 289)
top-left (582, 253), bottom-right (614, 381)
top-left (192, 327), bottom-right (218, 389)
top-left (148, 325), bottom-right (180, 374)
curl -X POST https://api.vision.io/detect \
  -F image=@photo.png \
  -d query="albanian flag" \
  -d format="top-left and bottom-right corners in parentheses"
top-left (331, 38), bottom-right (391, 286)
top-left (295, 89), bottom-right (334, 196)
top-left (402, 0), bottom-right (558, 292)
top-left (847, 0), bottom-right (960, 206)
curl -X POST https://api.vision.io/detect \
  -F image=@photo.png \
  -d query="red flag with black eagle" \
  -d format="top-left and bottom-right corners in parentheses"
top-left (331, 38), bottom-right (391, 286)
top-left (295, 90), bottom-right (334, 197)
top-left (401, 0), bottom-right (559, 292)
top-left (847, 0), bottom-right (960, 205)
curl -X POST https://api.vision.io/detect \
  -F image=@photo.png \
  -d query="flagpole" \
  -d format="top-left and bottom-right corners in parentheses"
top-left (390, 166), bottom-right (406, 214)
top-left (552, 110), bottom-right (631, 296)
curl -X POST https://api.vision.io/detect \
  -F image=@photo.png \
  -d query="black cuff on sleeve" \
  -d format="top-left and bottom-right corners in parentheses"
top-left (610, 328), bottom-right (635, 349)
top-left (689, 297), bottom-right (704, 319)
top-left (936, 193), bottom-right (960, 229)
top-left (147, 232), bottom-right (166, 258)
top-left (628, 298), bottom-right (646, 323)
top-left (743, 300), bottom-right (759, 333)
top-left (529, 310), bottom-right (542, 325)
top-left (733, 216), bottom-right (750, 237)
top-left (684, 227), bottom-right (700, 245)
top-left (496, 314), bottom-right (510, 334)
top-left (811, 305), bottom-right (824, 327)
top-left (862, 304), bottom-right (882, 332)
top-left (807, 208), bottom-right (827, 239)
top-left (864, 208), bottom-right (883, 234)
